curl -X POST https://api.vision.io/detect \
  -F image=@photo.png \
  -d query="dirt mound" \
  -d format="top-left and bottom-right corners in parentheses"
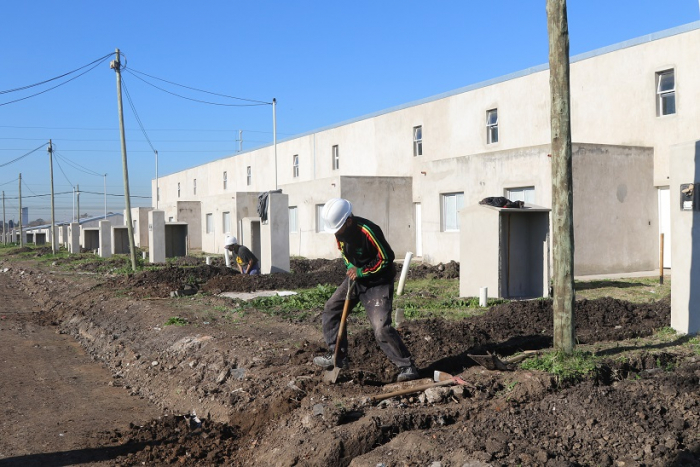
top-left (93, 415), bottom-right (238, 465)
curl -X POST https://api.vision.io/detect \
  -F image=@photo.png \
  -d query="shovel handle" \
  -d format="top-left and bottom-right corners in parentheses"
top-left (369, 379), bottom-right (455, 403)
top-left (331, 280), bottom-right (355, 365)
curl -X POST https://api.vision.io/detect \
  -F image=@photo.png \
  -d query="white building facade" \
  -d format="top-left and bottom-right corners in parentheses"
top-left (154, 22), bottom-right (700, 275)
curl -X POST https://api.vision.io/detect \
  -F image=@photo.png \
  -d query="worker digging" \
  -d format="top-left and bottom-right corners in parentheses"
top-left (313, 197), bottom-right (419, 383)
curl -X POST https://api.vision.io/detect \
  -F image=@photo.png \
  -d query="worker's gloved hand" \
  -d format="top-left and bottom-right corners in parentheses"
top-left (346, 266), bottom-right (359, 280)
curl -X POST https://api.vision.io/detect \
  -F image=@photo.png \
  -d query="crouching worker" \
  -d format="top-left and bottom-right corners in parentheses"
top-left (313, 198), bottom-right (419, 382)
top-left (223, 236), bottom-right (260, 275)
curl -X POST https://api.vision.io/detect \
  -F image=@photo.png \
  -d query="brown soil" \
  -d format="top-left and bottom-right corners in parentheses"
top-left (0, 256), bottom-right (698, 466)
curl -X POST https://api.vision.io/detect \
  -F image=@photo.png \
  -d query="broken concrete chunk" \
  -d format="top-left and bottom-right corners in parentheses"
top-left (231, 368), bottom-right (246, 380)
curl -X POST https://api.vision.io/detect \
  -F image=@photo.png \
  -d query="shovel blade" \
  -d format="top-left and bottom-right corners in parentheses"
top-left (323, 366), bottom-right (342, 384)
top-left (468, 353), bottom-right (510, 371)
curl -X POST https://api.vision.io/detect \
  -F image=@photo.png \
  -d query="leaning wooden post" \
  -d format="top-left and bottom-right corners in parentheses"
top-left (547, 0), bottom-right (575, 354)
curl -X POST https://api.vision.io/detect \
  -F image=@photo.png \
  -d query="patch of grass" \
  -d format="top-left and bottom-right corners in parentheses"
top-left (164, 316), bottom-right (188, 326)
top-left (248, 284), bottom-right (346, 320)
top-left (574, 276), bottom-right (670, 303)
top-left (395, 278), bottom-right (507, 319)
top-left (520, 349), bottom-right (599, 384)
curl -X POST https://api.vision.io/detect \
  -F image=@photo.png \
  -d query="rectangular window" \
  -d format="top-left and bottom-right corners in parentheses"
top-left (177, 182), bottom-right (181, 198)
top-left (487, 109), bottom-right (499, 144)
top-left (222, 211), bottom-right (231, 233)
top-left (656, 69), bottom-right (676, 116)
top-left (168, 217), bottom-right (174, 222)
top-left (442, 192), bottom-right (464, 232)
top-left (332, 145), bottom-right (340, 170)
top-left (506, 186), bottom-right (535, 204)
top-left (289, 206), bottom-right (298, 233)
top-left (293, 154), bottom-right (299, 178)
top-left (157, 187), bottom-right (160, 202)
top-left (193, 179), bottom-right (197, 195)
top-left (223, 171), bottom-right (228, 190)
top-left (206, 213), bottom-right (213, 234)
top-left (247, 166), bottom-right (252, 186)
top-left (413, 125), bottom-right (423, 157)
top-left (316, 204), bottom-right (325, 232)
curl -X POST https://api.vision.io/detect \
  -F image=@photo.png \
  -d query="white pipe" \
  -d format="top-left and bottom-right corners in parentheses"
top-left (396, 252), bottom-right (413, 296)
top-left (479, 287), bottom-right (488, 307)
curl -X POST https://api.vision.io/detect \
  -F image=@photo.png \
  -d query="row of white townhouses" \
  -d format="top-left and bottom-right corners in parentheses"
top-left (152, 22), bottom-right (700, 275)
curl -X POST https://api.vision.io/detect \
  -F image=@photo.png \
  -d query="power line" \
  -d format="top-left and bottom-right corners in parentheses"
top-left (0, 53), bottom-right (113, 95)
top-left (53, 151), bottom-right (103, 177)
top-left (124, 69), bottom-right (269, 107)
top-left (0, 143), bottom-right (47, 168)
top-left (121, 76), bottom-right (156, 153)
top-left (0, 56), bottom-right (112, 107)
top-left (126, 67), bottom-right (271, 105)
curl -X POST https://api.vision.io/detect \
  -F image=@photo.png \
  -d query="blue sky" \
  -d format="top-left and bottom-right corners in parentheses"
top-left (1, 1), bottom-right (698, 222)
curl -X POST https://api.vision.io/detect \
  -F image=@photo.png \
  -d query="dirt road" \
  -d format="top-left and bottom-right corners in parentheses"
top-left (0, 271), bottom-right (161, 466)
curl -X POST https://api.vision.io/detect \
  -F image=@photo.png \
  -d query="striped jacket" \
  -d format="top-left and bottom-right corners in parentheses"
top-left (335, 216), bottom-right (395, 286)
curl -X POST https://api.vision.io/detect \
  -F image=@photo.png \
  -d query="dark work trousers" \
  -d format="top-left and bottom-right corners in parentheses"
top-left (322, 277), bottom-right (412, 368)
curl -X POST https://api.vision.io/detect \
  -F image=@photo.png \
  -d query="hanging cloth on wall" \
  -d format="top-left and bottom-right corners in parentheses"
top-left (257, 189), bottom-right (283, 223)
top-left (479, 197), bottom-right (525, 209)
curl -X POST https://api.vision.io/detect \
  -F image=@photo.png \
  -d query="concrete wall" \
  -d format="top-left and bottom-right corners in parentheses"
top-left (176, 201), bottom-right (201, 252)
top-left (572, 145), bottom-right (658, 274)
top-left (669, 141), bottom-right (700, 334)
top-left (129, 207), bottom-right (153, 248)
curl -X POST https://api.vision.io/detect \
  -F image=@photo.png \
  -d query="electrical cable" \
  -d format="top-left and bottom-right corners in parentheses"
top-left (121, 77), bottom-right (157, 153)
top-left (126, 67), bottom-right (271, 105)
top-left (53, 151), bottom-right (103, 177)
top-left (53, 153), bottom-right (74, 188)
top-left (22, 179), bottom-right (38, 196)
top-left (0, 53), bottom-right (113, 95)
top-left (124, 69), bottom-right (269, 107)
top-left (0, 56), bottom-right (112, 107)
top-left (0, 177), bottom-right (19, 187)
top-left (0, 143), bottom-right (47, 168)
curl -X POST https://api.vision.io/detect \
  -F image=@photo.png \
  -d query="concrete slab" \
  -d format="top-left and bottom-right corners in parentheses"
top-left (219, 290), bottom-right (297, 301)
top-left (576, 269), bottom-right (671, 281)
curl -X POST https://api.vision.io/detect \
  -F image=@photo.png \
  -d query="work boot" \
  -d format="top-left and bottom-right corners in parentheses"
top-left (396, 365), bottom-right (419, 382)
top-left (313, 353), bottom-right (349, 370)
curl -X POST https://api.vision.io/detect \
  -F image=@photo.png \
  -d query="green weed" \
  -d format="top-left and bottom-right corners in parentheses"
top-left (521, 350), bottom-right (599, 384)
top-left (164, 316), bottom-right (188, 326)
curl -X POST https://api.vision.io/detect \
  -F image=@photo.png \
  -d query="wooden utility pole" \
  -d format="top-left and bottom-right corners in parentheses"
top-left (111, 48), bottom-right (137, 271)
top-left (547, 0), bottom-right (575, 354)
top-left (48, 140), bottom-right (57, 254)
top-left (18, 174), bottom-right (23, 248)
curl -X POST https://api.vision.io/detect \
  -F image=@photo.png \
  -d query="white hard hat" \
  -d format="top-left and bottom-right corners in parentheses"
top-left (322, 198), bottom-right (352, 234)
top-left (224, 236), bottom-right (237, 247)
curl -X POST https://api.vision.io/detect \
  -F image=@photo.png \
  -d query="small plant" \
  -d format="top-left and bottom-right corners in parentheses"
top-left (164, 316), bottom-right (188, 326)
top-left (521, 350), bottom-right (599, 384)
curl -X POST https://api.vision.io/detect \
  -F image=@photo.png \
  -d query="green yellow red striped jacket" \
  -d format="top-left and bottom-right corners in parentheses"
top-left (335, 216), bottom-right (395, 285)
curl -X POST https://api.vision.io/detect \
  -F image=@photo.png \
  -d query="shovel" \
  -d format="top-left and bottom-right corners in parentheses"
top-left (468, 350), bottom-right (539, 371)
top-left (368, 370), bottom-right (469, 403)
top-left (323, 280), bottom-right (355, 384)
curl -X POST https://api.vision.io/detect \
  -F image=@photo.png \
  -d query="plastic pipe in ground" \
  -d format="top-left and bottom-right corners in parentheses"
top-left (479, 287), bottom-right (488, 307)
top-left (224, 249), bottom-right (231, 268)
top-left (397, 252), bottom-right (413, 296)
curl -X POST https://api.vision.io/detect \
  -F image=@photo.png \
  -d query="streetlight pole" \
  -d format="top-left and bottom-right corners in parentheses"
top-left (155, 150), bottom-right (159, 210)
top-left (104, 173), bottom-right (107, 219)
top-left (273, 98), bottom-right (277, 190)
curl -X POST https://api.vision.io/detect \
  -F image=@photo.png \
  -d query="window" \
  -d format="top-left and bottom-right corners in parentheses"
top-left (656, 69), bottom-right (675, 116)
top-left (332, 145), bottom-right (339, 170)
top-left (223, 171), bottom-right (228, 190)
top-left (316, 204), bottom-right (325, 232)
top-left (222, 211), bottom-right (231, 233)
top-left (289, 206), bottom-right (298, 233)
top-left (413, 126), bottom-right (423, 156)
top-left (157, 187), bottom-right (160, 202)
top-left (168, 217), bottom-right (174, 222)
top-left (177, 182), bottom-right (181, 198)
top-left (506, 186), bottom-right (535, 204)
top-left (487, 109), bottom-right (498, 144)
top-left (293, 154), bottom-right (299, 178)
top-left (193, 179), bottom-right (197, 195)
top-left (246, 166), bottom-right (252, 186)
top-left (206, 213), bottom-right (213, 234)
top-left (442, 192), bottom-right (464, 232)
